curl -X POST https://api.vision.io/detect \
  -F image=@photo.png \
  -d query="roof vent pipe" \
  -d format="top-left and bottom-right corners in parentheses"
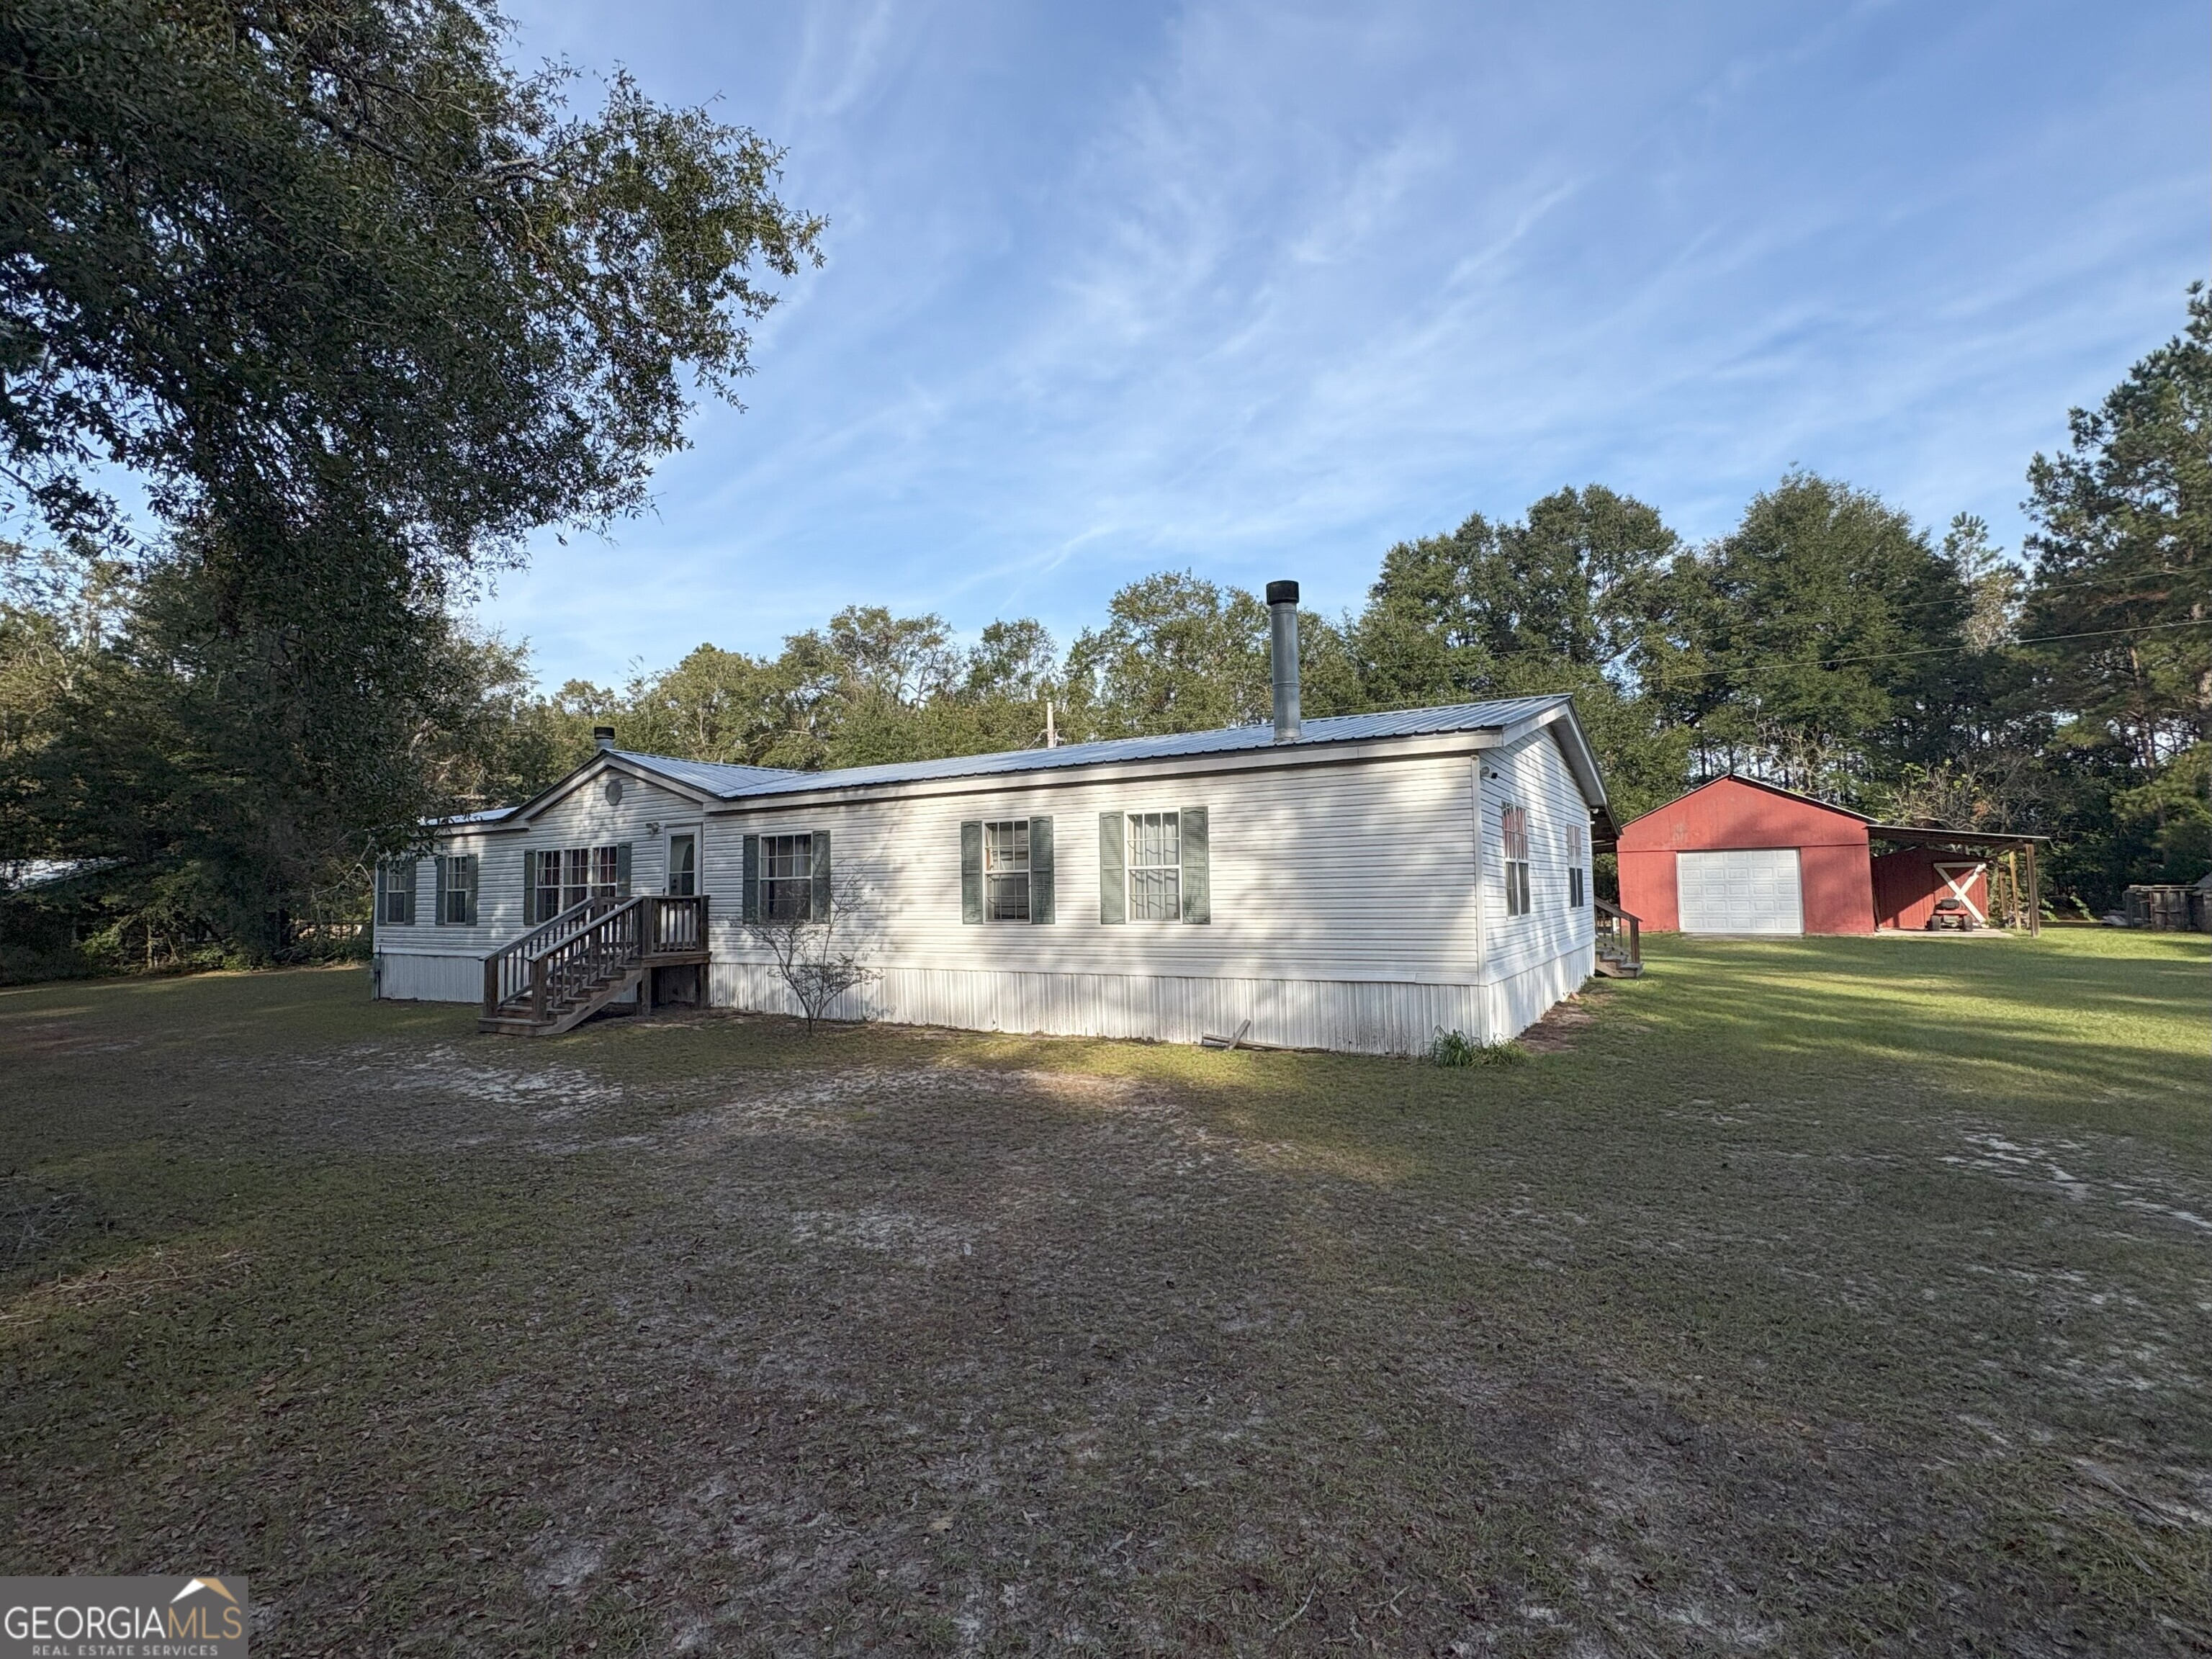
top-left (1267, 580), bottom-right (1301, 742)
top-left (593, 725), bottom-right (616, 751)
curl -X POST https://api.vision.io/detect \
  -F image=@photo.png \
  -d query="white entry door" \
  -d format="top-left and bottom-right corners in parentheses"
top-left (1676, 849), bottom-right (1804, 935)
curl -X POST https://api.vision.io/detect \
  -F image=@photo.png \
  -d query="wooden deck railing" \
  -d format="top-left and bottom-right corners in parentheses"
top-left (1595, 896), bottom-right (1642, 968)
top-left (482, 895), bottom-right (623, 1017)
top-left (648, 894), bottom-right (709, 957)
top-left (482, 894), bottom-right (711, 1022)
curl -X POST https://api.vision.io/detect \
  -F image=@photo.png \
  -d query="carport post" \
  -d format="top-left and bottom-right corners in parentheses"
top-left (2026, 842), bottom-right (2041, 936)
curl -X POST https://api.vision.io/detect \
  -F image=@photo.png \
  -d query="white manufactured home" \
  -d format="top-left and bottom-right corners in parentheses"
top-left (374, 590), bottom-right (1615, 1053)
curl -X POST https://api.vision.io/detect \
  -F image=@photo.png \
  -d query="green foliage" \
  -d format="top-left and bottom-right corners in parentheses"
top-left (2019, 284), bottom-right (2211, 896)
top-left (0, 0), bottom-right (823, 555)
top-left (1064, 571), bottom-right (1270, 737)
top-left (0, 0), bottom-right (819, 963)
top-left (1429, 1028), bottom-right (1527, 1068)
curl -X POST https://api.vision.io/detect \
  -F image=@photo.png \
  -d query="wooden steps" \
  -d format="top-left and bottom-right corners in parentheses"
top-left (480, 964), bottom-right (650, 1036)
top-left (480, 894), bottom-right (709, 1038)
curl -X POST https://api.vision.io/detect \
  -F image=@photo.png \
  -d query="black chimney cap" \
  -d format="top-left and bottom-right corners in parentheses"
top-left (1266, 580), bottom-right (1300, 606)
top-left (593, 724), bottom-right (616, 744)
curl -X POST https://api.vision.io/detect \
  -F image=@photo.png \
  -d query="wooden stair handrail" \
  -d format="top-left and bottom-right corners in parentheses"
top-left (482, 894), bottom-right (623, 1017)
top-left (483, 894), bottom-right (714, 1029)
top-left (1594, 896), bottom-right (1642, 966)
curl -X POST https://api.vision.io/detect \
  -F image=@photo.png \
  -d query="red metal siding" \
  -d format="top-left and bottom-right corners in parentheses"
top-left (1873, 848), bottom-right (1990, 930)
top-left (1617, 777), bottom-right (1876, 935)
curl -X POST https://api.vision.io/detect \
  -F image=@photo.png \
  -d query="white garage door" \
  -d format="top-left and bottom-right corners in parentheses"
top-left (1676, 849), bottom-right (1804, 935)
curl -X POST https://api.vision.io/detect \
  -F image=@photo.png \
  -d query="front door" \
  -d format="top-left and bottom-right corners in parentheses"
top-left (666, 830), bottom-right (698, 897)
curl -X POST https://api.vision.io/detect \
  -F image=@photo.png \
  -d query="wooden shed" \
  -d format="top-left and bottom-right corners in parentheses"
top-left (1613, 776), bottom-right (2042, 936)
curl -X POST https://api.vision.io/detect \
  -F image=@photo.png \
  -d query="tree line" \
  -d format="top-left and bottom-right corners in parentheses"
top-left (0, 3), bottom-right (2204, 977)
top-left (6, 289), bottom-right (2208, 976)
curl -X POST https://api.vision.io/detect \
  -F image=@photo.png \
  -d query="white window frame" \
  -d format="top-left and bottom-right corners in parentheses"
top-left (378, 858), bottom-right (415, 925)
top-left (439, 854), bottom-right (475, 926)
top-left (760, 832), bottom-right (813, 922)
top-left (1125, 810), bottom-right (1182, 923)
top-left (1566, 822), bottom-right (1587, 909)
top-left (539, 844), bottom-right (621, 920)
top-left (983, 819), bottom-right (1031, 922)
top-left (1502, 804), bottom-right (1532, 918)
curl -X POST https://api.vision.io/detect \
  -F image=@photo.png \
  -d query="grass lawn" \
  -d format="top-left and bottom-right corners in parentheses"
top-left (2, 927), bottom-right (2207, 1655)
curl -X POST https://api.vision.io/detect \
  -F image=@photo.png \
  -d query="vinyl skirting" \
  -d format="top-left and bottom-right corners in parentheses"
top-left (377, 948), bottom-right (1594, 1054)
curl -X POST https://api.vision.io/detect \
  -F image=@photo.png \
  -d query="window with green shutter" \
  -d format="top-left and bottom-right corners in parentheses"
top-left (760, 833), bottom-right (813, 920)
top-left (1100, 809), bottom-right (1208, 925)
top-left (377, 858), bottom-right (417, 926)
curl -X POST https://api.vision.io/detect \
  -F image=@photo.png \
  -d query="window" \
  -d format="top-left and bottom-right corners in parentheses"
top-left (377, 859), bottom-right (416, 925)
top-left (983, 820), bottom-right (1031, 920)
top-left (667, 833), bottom-right (697, 897)
top-left (535, 850), bottom-right (564, 922)
top-left (1126, 811), bottom-right (1181, 922)
top-left (1502, 805), bottom-right (1531, 917)
top-left (1566, 823), bottom-right (1587, 909)
top-left (761, 833), bottom-right (813, 921)
top-left (438, 853), bottom-right (477, 925)
top-left (537, 844), bottom-right (624, 921)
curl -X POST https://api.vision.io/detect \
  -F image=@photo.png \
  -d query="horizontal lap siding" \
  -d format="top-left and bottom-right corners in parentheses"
top-left (702, 751), bottom-right (1488, 1052)
top-left (702, 751), bottom-right (1482, 984)
top-left (385, 738), bottom-right (1603, 1046)
top-left (1478, 728), bottom-right (1597, 996)
top-left (372, 772), bottom-right (703, 997)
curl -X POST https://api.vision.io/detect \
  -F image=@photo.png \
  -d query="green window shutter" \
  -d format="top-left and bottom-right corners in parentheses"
top-left (402, 859), bottom-right (416, 926)
top-left (1098, 811), bottom-right (1125, 925)
top-left (1180, 806), bottom-right (1210, 925)
top-left (432, 855), bottom-right (449, 926)
top-left (811, 830), bottom-right (832, 917)
top-left (960, 821), bottom-right (984, 924)
top-left (1030, 816), bottom-right (1055, 925)
top-left (461, 853), bottom-right (480, 925)
top-left (525, 847), bottom-right (538, 922)
top-left (742, 834), bottom-right (760, 922)
top-left (616, 842), bottom-right (633, 898)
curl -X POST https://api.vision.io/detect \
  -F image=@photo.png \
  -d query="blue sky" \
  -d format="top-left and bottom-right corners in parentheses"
top-left (484, 0), bottom-right (2207, 690)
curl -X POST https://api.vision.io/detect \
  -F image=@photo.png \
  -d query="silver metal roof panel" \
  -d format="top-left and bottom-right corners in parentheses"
top-left (611, 695), bottom-right (1575, 801)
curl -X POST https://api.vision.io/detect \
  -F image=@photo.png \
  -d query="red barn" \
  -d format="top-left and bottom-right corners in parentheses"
top-left (1612, 776), bottom-right (2043, 937)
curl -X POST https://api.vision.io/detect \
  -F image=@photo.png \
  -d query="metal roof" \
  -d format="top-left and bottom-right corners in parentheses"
top-left (609, 755), bottom-right (807, 796)
top-left (610, 695), bottom-right (1578, 801)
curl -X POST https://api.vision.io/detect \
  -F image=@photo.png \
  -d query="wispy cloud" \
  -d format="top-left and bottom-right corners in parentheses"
top-left (489, 0), bottom-right (2207, 685)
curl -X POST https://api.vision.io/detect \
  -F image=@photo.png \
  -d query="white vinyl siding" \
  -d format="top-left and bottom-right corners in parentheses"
top-left (381, 719), bottom-right (1606, 1051)
top-left (1478, 727), bottom-right (1599, 1002)
top-left (372, 770), bottom-right (701, 971)
top-left (1676, 849), bottom-right (1804, 935)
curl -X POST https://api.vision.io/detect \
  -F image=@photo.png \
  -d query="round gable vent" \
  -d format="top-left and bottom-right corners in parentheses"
top-left (604, 776), bottom-right (625, 806)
